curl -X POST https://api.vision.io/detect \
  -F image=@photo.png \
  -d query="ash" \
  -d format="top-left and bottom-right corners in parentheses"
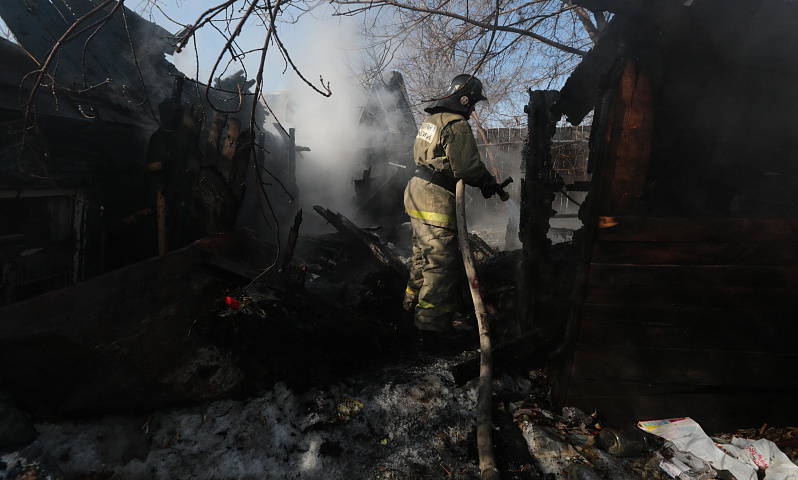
top-left (33, 351), bottom-right (539, 480)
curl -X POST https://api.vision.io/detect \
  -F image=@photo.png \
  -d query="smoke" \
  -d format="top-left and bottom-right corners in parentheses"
top-left (464, 148), bottom-right (520, 228)
top-left (278, 17), bottom-right (372, 220)
top-left (289, 82), bottom-right (364, 215)
top-left (504, 199), bottom-right (520, 228)
top-left (157, 4), bottom-right (410, 234)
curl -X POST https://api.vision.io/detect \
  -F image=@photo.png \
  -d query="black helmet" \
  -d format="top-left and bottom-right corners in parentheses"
top-left (424, 74), bottom-right (488, 115)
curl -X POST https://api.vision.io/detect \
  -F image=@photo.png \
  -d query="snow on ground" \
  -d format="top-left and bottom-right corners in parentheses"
top-left (33, 349), bottom-right (519, 480)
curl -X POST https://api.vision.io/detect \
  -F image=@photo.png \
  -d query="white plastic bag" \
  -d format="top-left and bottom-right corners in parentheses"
top-left (729, 437), bottom-right (798, 480)
top-left (638, 418), bottom-right (757, 480)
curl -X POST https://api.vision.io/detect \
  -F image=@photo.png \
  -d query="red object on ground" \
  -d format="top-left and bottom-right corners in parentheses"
top-left (225, 296), bottom-right (240, 310)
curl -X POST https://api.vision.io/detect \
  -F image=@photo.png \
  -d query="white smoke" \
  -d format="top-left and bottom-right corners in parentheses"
top-left (155, 4), bottom-right (399, 232)
top-left (263, 15), bottom-right (419, 232)
top-left (280, 18), bottom-right (370, 217)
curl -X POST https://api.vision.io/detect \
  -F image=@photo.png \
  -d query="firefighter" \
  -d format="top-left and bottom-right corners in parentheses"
top-left (403, 74), bottom-right (504, 344)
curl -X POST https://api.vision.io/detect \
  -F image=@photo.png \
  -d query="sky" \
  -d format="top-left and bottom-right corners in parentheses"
top-left (139, 0), bottom-right (364, 95)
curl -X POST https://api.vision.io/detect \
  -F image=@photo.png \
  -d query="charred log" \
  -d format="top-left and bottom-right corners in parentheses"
top-left (313, 206), bottom-right (408, 280)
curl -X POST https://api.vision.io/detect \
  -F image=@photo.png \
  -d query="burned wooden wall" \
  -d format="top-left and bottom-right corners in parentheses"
top-left (551, 0), bottom-right (798, 432)
top-left (0, 2), bottom-right (289, 306)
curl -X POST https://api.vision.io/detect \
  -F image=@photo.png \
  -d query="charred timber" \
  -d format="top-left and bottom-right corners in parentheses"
top-left (551, 18), bottom-right (623, 126)
top-left (280, 209), bottom-right (304, 279)
top-left (519, 91), bottom-right (560, 331)
top-left (313, 206), bottom-right (408, 279)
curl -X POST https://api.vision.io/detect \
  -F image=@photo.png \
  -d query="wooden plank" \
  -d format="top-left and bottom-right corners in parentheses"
top-left (588, 264), bottom-right (798, 289)
top-left (600, 59), bottom-right (655, 215)
top-left (577, 305), bottom-right (798, 352)
top-left (564, 391), bottom-right (798, 433)
top-left (592, 241), bottom-right (798, 265)
top-left (597, 216), bottom-right (798, 243)
top-left (584, 283), bottom-right (798, 310)
top-left (569, 346), bottom-right (796, 389)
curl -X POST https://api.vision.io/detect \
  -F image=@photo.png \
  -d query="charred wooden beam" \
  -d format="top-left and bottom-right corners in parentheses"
top-left (281, 209), bottom-right (303, 276)
top-left (312, 206), bottom-right (408, 279)
top-left (519, 90), bottom-right (560, 333)
top-left (551, 18), bottom-right (623, 126)
top-left (521, 90), bottom-right (560, 253)
top-left (467, 232), bottom-right (497, 263)
top-left (228, 129), bottom-right (251, 207)
top-left (202, 112), bottom-right (228, 168)
top-left (218, 117), bottom-right (241, 179)
top-left (287, 128), bottom-right (299, 201)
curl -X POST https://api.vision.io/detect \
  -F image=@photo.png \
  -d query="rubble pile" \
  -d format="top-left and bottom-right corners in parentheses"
top-left (7, 354), bottom-right (798, 480)
top-left (2, 203), bottom-right (796, 480)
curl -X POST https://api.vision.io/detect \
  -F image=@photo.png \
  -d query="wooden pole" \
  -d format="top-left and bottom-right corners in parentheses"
top-left (455, 179), bottom-right (499, 480)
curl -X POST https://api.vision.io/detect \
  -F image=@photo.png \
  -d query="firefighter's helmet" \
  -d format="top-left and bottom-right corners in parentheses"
top-left (425, 74), bottom-right (488, 115)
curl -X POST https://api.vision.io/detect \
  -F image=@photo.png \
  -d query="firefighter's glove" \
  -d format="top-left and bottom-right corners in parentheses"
top-left (480, 180), bottom-right (501, 199)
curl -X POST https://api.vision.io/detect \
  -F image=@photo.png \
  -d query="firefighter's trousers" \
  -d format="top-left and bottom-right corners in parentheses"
top-left (405, 217), bottom-right (462, 332)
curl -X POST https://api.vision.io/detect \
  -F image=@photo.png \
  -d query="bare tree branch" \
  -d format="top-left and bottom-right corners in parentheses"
top-left (574, 6), bottom-right (600, 44)
top-left (332, 0), bottom-right (588, 55)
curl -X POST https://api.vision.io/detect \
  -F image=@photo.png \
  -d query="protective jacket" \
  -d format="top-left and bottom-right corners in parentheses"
top-left (404, 112), bottom-right (493, 229)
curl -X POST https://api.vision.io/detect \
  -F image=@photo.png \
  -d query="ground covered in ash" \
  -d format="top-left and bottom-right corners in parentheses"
top-left (31, 348), bottom-right (543, 480)
top-left (12, 216), bottom-right (798, 480)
